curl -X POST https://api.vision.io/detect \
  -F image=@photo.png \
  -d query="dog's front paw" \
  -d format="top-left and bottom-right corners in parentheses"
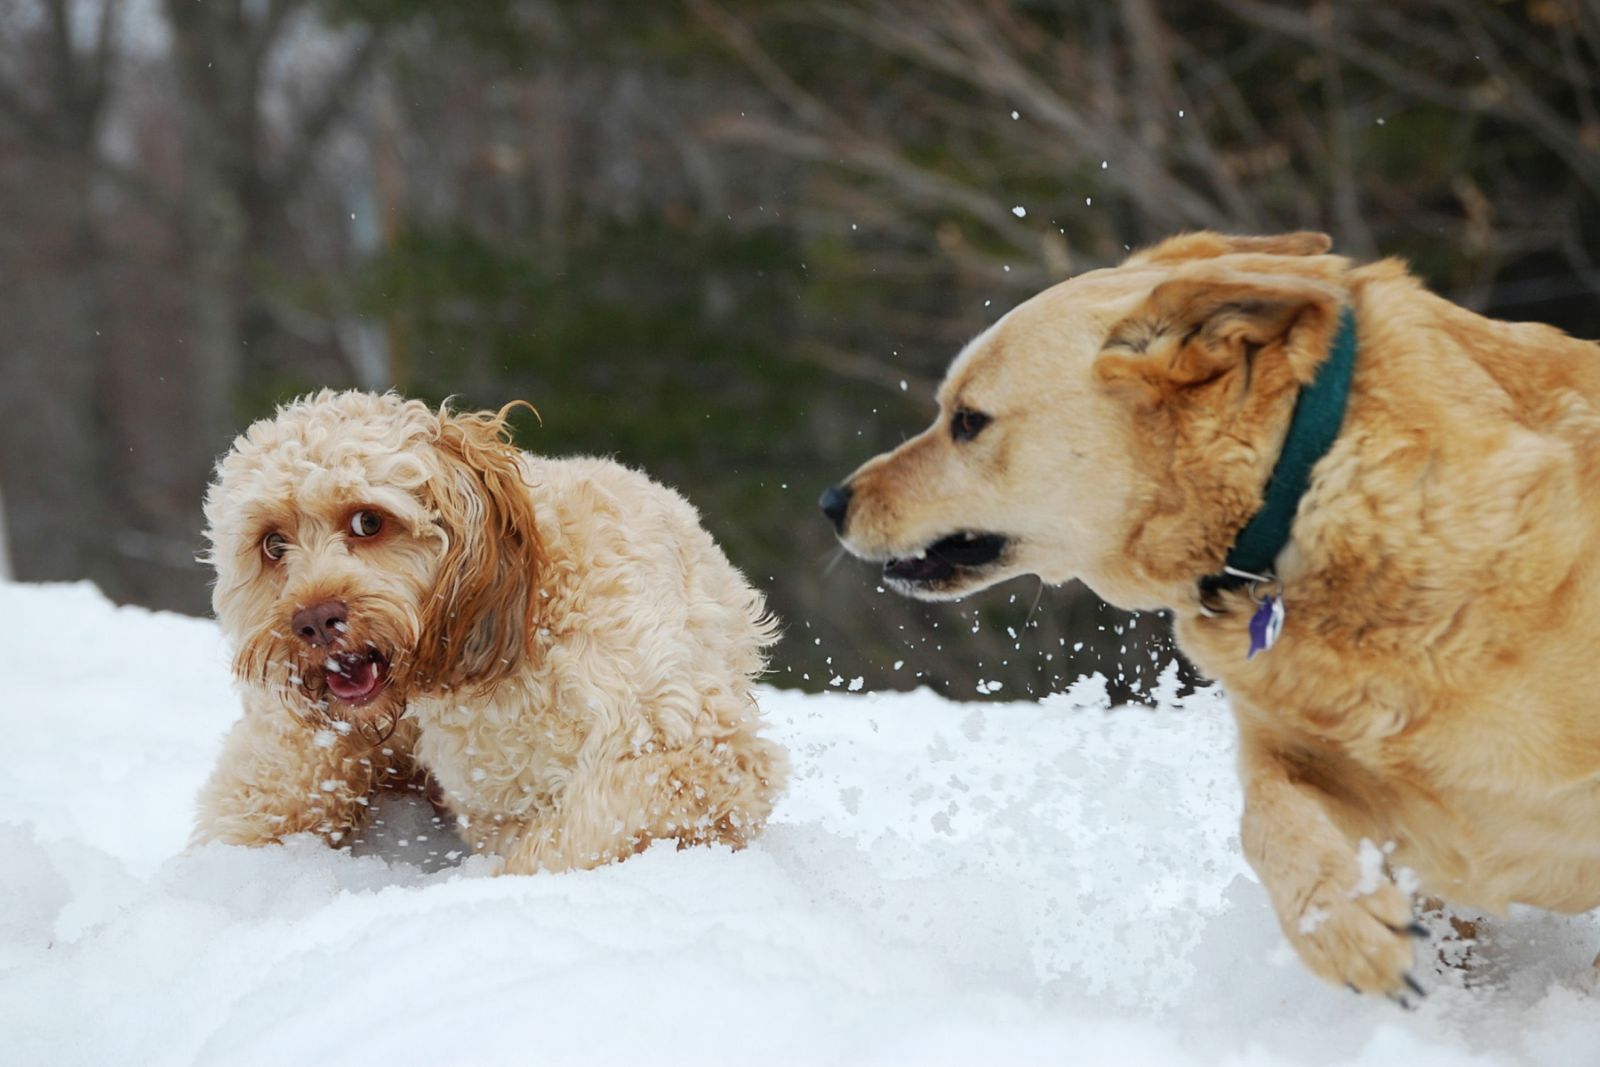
top-left (1284, 874), bottom-right (1423, 1000)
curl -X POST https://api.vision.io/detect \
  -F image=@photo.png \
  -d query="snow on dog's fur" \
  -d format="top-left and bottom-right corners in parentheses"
top-left (193, 390), bottom-right (785, 871)
top-left (825, 232), bottom-right (1600, 997)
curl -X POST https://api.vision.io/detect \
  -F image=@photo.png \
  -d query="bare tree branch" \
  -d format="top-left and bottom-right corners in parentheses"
top-left (1442, 0), bottom-right (1600, 200)
top-left (812, 0), bottom-right (1231, 229)
top-left (793, 339), bottom-right (939, 396)
top-left (693, 1), bottom-right (1058, 269)
top-left (271, 31), bottom-right (386, 200)
top-left (91, 0), bottom-right (123, 108)
top-left (1116, 0), bottom-right (1261, 227)
top-left (1218, 0), bottom-right (1600, 201)
top-left (701, 112), bottom-right (1049, 264)
top-left (248, 0), bottom-right (305, 74)
top-left (1313, 4), bottom-right (1374, 256)
top-left (0, 1), bottom-right (172, 216)
top-left (688, 0), bottom-right (837, 131)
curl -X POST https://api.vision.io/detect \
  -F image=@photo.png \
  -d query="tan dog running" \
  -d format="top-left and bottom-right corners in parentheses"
top-left (823, 231), bottom-right (1600, 997)
top-left (193, 390), bottom-right (786, 872)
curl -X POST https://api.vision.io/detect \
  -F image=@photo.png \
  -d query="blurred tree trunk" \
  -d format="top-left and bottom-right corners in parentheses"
top-left (3, 0), bottom-right (387, 602)
top-left (0, 0), bottom-right (120, 592)
top-left (163, 0), bottom-right (385, 455)
top-left (0, 482), bottom-right (11, 581)
top-left (164, 0), bottom-right (276, 456)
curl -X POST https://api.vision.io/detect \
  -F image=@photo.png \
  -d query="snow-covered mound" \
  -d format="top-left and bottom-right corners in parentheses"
top-left (1, 582), bottom-right (1597, 1066)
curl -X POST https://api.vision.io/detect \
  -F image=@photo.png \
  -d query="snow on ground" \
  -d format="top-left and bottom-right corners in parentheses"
top-left (2, 582), bottom-right (1598, 1066)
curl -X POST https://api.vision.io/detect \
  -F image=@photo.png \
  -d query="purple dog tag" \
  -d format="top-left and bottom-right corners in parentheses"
top-left (1248, 595), bottom-right (1285, 658)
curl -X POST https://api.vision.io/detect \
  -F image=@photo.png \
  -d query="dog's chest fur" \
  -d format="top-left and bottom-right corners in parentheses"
top-left (410, 680), bottom-right (587, 822)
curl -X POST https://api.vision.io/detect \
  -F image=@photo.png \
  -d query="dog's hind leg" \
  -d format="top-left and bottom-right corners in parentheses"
top-left (480, 732), bottom-right (786, 874)
top-left (190, 690), bottom-right (417, 849)
top-left (658, 726), bottom-right (788, 853)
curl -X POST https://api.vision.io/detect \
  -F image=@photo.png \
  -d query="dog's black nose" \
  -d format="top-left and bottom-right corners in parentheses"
top-left (292, 599), bottom-right (347, 647)
top-left (819, 484), bottom-right (853, 532)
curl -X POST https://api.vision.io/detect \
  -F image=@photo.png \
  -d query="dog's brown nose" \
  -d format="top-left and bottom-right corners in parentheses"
top-left (291, 599), bottom-right (347, 647)
top-left (819, 484), bottom-right (853, 532)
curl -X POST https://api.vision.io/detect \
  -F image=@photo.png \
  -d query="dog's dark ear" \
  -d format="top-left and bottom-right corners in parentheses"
top-left (1094, 268), bottom-right (1345, 405)
top-left (413, 402), bottom-right (544, 693)
top-left (1126, 231), bottom-right (1332, 267)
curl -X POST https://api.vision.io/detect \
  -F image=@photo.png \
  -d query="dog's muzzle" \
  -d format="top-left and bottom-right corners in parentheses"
top-left (287, 597), bottom-right (394, 708)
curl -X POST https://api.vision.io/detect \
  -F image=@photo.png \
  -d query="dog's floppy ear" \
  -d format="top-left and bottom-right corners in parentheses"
top-left (1094, 266), bottom-right (1346, 405)
top-left (1125, 231), bottom-right (1332, 267)
top-left (413, 401), bottom-right (545, 692)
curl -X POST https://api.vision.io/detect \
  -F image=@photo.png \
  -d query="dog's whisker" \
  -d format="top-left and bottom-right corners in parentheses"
top-left (1022, 578), bottom-right (1047, 631)
top-left (822, 545), bottom-right (849, 575)
top-left (355, 710), bottom-right (400, 748)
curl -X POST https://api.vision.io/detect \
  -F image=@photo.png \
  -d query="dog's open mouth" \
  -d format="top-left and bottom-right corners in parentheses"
top-left (883, 532), bottom-right (1009, 587)
top-left (323, 650), bottom-right (389, 705)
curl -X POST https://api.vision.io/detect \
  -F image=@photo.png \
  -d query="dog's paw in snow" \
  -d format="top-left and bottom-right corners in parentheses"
top-left (1285, 872), bottom-right (1421, 1000)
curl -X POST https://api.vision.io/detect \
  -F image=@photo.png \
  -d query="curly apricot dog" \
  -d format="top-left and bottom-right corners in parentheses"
top-left (193, 390), bottom-right (785, 872)
top-left (824, 231), bottom-right (1600, 997)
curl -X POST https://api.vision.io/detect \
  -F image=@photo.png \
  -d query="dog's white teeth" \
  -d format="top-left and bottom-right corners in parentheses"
top-left (324, 657), bottom-right (343, 674)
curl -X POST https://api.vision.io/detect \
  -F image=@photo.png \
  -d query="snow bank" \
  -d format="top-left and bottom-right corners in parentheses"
top-left (1, 582), bottom-right (1597, 1066)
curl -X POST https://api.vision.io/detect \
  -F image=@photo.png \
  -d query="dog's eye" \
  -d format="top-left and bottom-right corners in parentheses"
top-left (349, 510), bottom-right (383, 538)
top-left (261, 532), bottom-right (289, 561)
top-left (951, 409), bottom-right (992, 442)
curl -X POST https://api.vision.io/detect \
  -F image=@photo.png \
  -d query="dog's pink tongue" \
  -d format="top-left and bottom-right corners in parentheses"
top-left (326, 657), bottom-right (384, 703)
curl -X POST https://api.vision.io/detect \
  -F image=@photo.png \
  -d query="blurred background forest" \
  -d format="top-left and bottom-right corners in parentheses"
top-left (2, 0), bottom-right (1598, 702)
